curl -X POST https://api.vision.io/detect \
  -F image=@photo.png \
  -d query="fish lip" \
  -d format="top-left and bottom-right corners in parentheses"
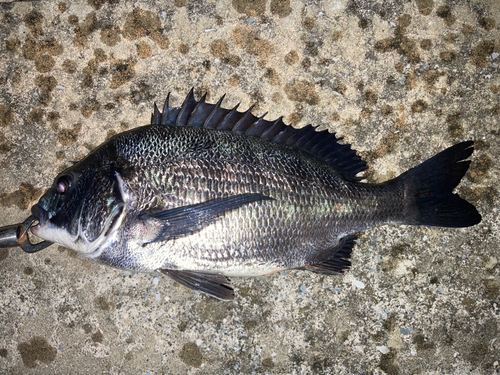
top-left (31, 204), bottom-right (50, 227)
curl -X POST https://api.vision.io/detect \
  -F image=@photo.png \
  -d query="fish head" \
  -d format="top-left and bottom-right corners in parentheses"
top-left (30, 161), bottom-right (127, 256)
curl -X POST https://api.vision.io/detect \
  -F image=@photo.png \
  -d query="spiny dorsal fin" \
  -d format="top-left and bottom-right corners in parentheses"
top-left (151, 90), bottom-right (367, 181)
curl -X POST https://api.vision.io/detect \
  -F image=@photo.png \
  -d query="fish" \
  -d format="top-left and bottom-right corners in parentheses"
top-left (25, 89), bottom-right (481, 300)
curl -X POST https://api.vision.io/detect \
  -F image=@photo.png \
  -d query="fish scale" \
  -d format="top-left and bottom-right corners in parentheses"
top-left (22, 91), bottom-right (481, 300)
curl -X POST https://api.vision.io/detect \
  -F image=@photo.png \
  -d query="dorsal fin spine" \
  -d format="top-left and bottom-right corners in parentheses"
top-left (232, 105), bottom-right (256, 134)
top-left (175, 88), bottom-right (196, 126)
top-left (160, 93), bottom-right (170, 125)
top-left (152, 103), bottom-right (161, 125)
top-left (261, 117), bottom-right (285, 140)
top-left (203, 94), bottom-right (225, 129)
top-left (244, 113), bottom-right (268, 136)
top-left (187, 93), bottom-right (208, 127)
top-left (216, 104), bottom-right (240, 130)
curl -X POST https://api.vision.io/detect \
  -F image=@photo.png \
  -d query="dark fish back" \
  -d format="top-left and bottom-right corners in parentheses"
top-left (151, 89), bottom-right (367, 182)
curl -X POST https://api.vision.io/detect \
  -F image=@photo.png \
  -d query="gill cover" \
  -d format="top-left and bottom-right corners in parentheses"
top-left (77, 166), bottom-right (126, 250)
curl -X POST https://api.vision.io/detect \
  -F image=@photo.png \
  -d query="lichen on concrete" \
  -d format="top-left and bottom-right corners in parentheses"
top-left (0, 0), bottom-right (498, 373)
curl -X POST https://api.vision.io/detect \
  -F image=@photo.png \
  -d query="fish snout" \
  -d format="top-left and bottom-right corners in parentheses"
top-left (31, 204), bottom-right (50, 227)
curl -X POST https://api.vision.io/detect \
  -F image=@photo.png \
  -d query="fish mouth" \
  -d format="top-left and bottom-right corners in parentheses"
top-left (30, 204), bottom-right (51, 232)
top-left (18, 209), bottom-right (54, 253)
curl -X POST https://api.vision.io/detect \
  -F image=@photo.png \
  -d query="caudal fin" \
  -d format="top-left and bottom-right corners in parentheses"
top-left (396, 141), bottom-right (481, 227)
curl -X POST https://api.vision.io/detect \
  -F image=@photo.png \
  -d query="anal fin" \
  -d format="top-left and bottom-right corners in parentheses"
top-left (159, 269), bottom-right (234, 300)
top-left (301, 235), bottom-right (357, 275)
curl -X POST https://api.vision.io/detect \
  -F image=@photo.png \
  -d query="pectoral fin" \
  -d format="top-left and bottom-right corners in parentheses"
top-left (159, 269), bottom-right (234, 301)
top-left (139, 193), bottom-right (273, 243)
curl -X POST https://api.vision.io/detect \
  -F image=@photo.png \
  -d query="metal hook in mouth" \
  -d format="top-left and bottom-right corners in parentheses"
top-left (18, 215), bottom-right (53, 253)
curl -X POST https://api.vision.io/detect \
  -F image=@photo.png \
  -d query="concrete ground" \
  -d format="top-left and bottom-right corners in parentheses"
top-left (0, 0), bottom-right (498, 373)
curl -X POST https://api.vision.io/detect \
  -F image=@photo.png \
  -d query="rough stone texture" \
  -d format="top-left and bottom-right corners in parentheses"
top-left (0, 0), bottom-right (498, 374)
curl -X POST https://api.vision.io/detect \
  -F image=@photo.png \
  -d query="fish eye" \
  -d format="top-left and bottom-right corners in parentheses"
top-left (56, 175), bottom-right (72, 194)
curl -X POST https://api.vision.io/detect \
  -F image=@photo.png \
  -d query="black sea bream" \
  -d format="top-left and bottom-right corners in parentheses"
top-left (28, 90), bottom-right (481, 300)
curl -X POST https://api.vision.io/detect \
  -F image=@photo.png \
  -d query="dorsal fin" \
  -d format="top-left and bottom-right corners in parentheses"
top-left (151, 91), bottom-right (367, 181)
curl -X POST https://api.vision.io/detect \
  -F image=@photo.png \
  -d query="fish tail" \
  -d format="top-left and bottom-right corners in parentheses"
top-left (395, 141), bottom-right (481, 227)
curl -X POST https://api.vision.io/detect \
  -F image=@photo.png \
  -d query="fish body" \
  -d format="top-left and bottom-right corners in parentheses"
top-left (30, 91), bottom-right (481, 299)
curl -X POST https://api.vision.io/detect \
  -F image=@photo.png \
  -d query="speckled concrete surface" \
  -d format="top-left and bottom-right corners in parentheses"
top-left (0, 0), bottom-right (498, 373)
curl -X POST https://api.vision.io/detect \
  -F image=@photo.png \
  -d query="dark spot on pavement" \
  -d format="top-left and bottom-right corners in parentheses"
top-left (6, 38), bottom-right (20, 52)
top-left (95, 296), bottom-right (112, 310)
top-left (179, 342), bottom-right (202, 368)
top-left (0, 183), bottom-right (43, 210)
top-left (232, 0), bottom-right (265, 16)
top-left (210, 39), bottom-right (229, 58)
top-left (374, 15), bottom-right (420, 64)
top-left (416, 0), bottom-right (434, 16)
top-left (28, 109), bottom-right (46, 125)
top-left (110, 58), bottom-right (136, 89)
top-left (83, 323), bottom-right (92, 333)
top-left (88, 0), bottom-right (105, 11)
top-left (302, 16), bottom-right (315, 30)
top-left (420, 39), bottom-right (432, 50)
top-left (479, 17), bottom-right (496, 31)
top-left (446, 112), bottom-right (463, 138)
top-left (285, 50), bottom-right (299, 65)
top-left (0, 105), bottom-right (14, 127)
top-left (364, 89), bottom-right (378, 105)
top-left (57, 123), bottom-right (82, 146)
top-left (35, 75), bottom-right (58, 105)
top-left (34, 54), bottom-right (55, 73)
top-left (81, 99), bottom-right (100, 118)
top-left (436, 5), bottom-right (456, 26)
top-left (178, 43), bottom-right (189, 54)
top-left (73, 12), bottom-right (98, 49)
top-left (411, 99), bottom-right (428, 113)
top-left (470, 342), bottom-right (488, 359)
top-left (358, 18), bottom-right (370, 29)
top-left (440, 50), bottom-right (456, 62)
top-left (378, 348), bottom-right (400, 375)
top-left (178, 321), bottom-right (188, 332)
top-left (17, 337), bottom-right (57, 368)
top-left (91, 331), bottom-right (104, 343)
top-left (470, 41), bottom-right (495, 68)
top-left (483, 279), bottom-right (499, 300)
top-left (100, 25), bottom-right (121, 47)
top-left (23, 11), bottom-right (44, 37)
top-left (62, 59), bottom-right (77, 74)
top-left (467, 154), bottom-right (493, 183)
top-left (67, 15), bottom-right (79, 25)
top-left (264, 67), bottom-right (281, 86)
top-left (122, 8), bottom-right (169, 49)
top-left (0, 132), bottom-right (12, 154)
top-left (270, 0), bottom-right (292, 17)
top-left (284, 80), bottom-right (319, 105)
top-left (287, 112), bottom-right (302, 126)
top-left (413, 334), bottom-right (435, 351)
top-left (231, 25), bottom-right (274, 63)
top-left (262, 357), bottom-right (275, 369)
